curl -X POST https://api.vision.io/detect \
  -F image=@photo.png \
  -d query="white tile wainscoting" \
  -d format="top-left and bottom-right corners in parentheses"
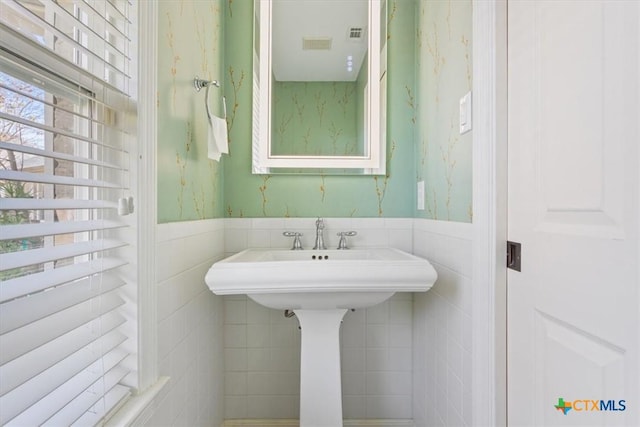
top-left (412, 219), bottom-right (473, 427)
top-left (143, 217), bottom-right (472, 427)
top-left (145, 219), bottom-right (227, 426)
top-left (223, 218), bottom-right (414, 255)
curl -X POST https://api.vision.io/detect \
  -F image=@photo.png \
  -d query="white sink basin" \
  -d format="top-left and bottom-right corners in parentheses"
top-left (205, 247), bottom-right (437, 426)
top-left (205, 247), bottom-right (437, 309)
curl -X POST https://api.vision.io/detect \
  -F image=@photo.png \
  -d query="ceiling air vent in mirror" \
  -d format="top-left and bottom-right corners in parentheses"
top-left (302, 37), bottom-right (332, 50)
top-left (348, 27), bottom-right (364, 40)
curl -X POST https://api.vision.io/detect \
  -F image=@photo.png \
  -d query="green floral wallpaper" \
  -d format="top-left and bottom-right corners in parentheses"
top-left (272, 81), bottom-right (363, 157)
top-left (157, 0), bottom-right (225, 223)
top-left (222, 0), bottom-right (417, 218)
top-left (415, 0), bottom-right (473, 222)
top-left (156, 0), bottom-right (472, 222)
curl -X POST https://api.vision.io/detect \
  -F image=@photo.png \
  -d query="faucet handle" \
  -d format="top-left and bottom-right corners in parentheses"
top-left (336, 231), bottom-right (357, 250)
top-left (283, 231), bottom-right (303, 250)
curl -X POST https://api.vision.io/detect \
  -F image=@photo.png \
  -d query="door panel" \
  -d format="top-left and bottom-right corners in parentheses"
top-left (533, 312), bottom-right (627, 426)
top-left (507, 1), bottom-right (639, 426)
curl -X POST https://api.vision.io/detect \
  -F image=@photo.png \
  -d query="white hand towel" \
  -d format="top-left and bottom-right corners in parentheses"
top-left (205, 86), bottom-right (228, 161)
top-left (208, 115), bottom-right (228, 161)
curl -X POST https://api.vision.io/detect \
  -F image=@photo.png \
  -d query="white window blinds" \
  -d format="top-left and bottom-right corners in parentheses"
top-left (0, 0), bottom-right (135, 425)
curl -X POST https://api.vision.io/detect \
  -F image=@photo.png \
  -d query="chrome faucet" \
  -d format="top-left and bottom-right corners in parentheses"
top-left (313, 217), bottom-right (326, 250)
top-left (283, 231), bottom-right (303, 250)
top-left (336, 231), bottom-right (357, 249)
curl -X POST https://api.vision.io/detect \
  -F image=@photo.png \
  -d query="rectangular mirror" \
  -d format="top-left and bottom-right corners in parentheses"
top-left (252, 0), bottom-right (387, 175)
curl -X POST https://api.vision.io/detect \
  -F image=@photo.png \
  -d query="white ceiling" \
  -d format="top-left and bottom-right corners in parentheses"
top-left (271, 0), bottom-right (369, 82)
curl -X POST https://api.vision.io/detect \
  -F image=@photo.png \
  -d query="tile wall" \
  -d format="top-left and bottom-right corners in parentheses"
top-left (222, 218), bottom-right (415, 420)
top-left (143, 217), bottom-right (473, 426)
top-left (224, 218), bottom-right (413, 254)
top-left (145, 219), bottom-right (227, 426)
top-left (412, 219), bottom-right (473, 427)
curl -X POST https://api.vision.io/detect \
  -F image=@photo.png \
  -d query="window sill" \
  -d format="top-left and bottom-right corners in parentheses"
top-left (104, 377), bottom-right (170, 427)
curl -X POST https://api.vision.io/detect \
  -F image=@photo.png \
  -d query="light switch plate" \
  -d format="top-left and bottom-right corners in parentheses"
top-left (459, 91), bottom-right (472, 134)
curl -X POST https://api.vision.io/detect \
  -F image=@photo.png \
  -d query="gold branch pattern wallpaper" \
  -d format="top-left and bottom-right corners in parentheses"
top-left (156, 0), bottom-right (472, 223)
top-left (157, 0), bottom-right (224, 223)
top-left (415, 0), bottom-right (472, 222)
top-left (271, 81), bottom-right (364, 157)
top-left (222, 0), bottom-right (416, 218)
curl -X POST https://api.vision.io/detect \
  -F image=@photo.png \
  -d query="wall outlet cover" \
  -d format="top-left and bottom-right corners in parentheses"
top-left (417, 180), bottom-right (425, 210)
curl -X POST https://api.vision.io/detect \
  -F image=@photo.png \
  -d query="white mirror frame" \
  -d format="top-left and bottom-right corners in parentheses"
top-left (252, 0), bottom-right (386, 174)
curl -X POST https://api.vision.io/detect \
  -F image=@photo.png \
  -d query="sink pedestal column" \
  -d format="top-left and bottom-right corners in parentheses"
top-left (294, 309), bottom-right (348, 427)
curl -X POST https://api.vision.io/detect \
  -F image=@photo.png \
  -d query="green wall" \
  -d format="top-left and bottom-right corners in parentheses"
top-left (157, 0), bottom-right (225, 223)
top-left (272, 81), bottom-right (361, 156)
top-left (156, 0), bottom-right (473, 223)
top-left (222, 0), bottom-right (416, 218)
top-left (415, 0), bottom-right (473, 222)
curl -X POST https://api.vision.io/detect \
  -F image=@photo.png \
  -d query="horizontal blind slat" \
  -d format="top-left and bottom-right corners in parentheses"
top-left (2, 1), bottom-right (131, 86)
top-left (0, 82), bottom-right (114, 130)
top-left (106, 0), bottom-right (134, 20)
top-left (0, 170), bottom-right (122, 190)
top-left (102, 0), bottom-right (134, 26)
top-left (0, 111), bottom-right (129, 152)
top-left (71, 383), bottom-right (131, 427)
top-left (0, 141), bottom-right (128, 171)
top-left (0, 257), bottom-right (127, 302)
top-left (0, 273), bottom-right (125, 334)
top-left (0, 60), bottom-right (131, 124)
top-left (0, 335), bottom-right (127, 426)
top-left (45, 363), bottom-right (130, 427)
top-left (0, 198), bottom-right (117, 211)
top-left (0, 292), bottom-right (124, 365)
top-left (19, 348), bottom-right (128, 427)
top-left (0, 23), bottom-right (130, 97)
top-left (0, 315), bottom-right (125, 395)
top-left (1, 219), bottom-right (126, 241)
top-left (41, 0), bottom-right (131, 61)
top-left (38, 349), bottom-right (129, 427)
top-left (0, 238), bottom-right (126, 272)
top-left (83, 0), bottom-right (132, 39)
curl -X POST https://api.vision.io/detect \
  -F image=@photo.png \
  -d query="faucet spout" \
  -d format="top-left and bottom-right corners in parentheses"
top-left (313, 217), bottom-right (326, 250)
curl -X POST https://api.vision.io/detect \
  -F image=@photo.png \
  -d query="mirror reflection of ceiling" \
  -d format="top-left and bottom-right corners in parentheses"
top-left (272, 0), bottom-right (368, 82)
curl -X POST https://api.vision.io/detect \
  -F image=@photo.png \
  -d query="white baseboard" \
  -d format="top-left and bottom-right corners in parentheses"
top-left (221, 420), bottom-right (414, 427)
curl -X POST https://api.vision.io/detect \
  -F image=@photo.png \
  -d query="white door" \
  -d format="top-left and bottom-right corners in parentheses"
top-left (507, 1), bottom-right (639, 426)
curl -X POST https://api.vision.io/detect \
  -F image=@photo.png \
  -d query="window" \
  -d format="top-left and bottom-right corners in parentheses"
top-left (0, 0), bottom-right (136, 425)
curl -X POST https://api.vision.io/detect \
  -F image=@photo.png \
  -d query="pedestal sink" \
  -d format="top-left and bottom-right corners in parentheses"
top-left (205, 247), bottom-right (437, 427)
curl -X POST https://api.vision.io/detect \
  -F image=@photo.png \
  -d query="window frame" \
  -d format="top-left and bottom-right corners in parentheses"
top-left (0, 0), bottom-right (166, 423)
